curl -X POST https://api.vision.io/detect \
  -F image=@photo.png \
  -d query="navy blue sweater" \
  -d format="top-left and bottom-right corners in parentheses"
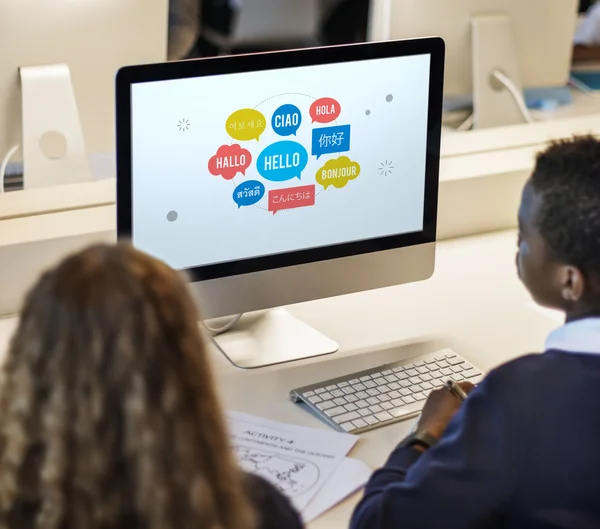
top-left (351, 350), bottom-right (600, 529)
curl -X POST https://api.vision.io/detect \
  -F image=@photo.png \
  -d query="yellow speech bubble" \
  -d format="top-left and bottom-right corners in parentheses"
top-left (226, 108), bottom-right (267, 142)
top-left (315, 156), bottom-right (360, 190)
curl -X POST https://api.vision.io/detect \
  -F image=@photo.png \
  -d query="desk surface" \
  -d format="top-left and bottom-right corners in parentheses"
top-left (0, 230), bottom-right (560, 528)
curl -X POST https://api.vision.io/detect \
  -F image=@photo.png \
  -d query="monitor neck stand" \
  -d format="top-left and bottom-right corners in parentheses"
top-left (20, 63), bottom-right (93, 189)
top-left (471, 13), bottom-right (530, 129)
top-left (208, 308), bottom-right (339, 369)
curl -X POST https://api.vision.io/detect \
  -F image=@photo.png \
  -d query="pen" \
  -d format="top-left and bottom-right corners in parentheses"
top-left (445, 379), bottom-right (468, 401)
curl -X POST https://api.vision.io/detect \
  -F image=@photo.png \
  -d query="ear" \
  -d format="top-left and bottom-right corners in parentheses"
top-left (561, 266), bottom-right (586, 302)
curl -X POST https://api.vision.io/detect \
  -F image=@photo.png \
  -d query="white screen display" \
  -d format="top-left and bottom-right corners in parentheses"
top-left (131, 54), bottom-right (431, 270)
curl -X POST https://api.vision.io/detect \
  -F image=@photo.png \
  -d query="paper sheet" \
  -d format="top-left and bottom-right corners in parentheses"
top-left (302, 457), bottom-right (371, 523)
top-left (227, 411), bottom-right (357, 511)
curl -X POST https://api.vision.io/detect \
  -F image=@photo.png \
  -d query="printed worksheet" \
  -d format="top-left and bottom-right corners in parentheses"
top-left (227, 411), bottom-right (357, 511)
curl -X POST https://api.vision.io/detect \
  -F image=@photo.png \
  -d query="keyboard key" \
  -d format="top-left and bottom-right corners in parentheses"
top-left (409, 376), bottom-right (421, 385)
top-left (416, 366), bottom-right (429, 374)
top-left (375, 411), bottom-right (393, 422)
top-left (317, 401), bottom-right (336, 411)
top-left (354, 383), bottom-right (367, 391)
top-left (414, 361), bottom-right (425, 367)
top-left (410, 383), bottom-right (425, 393)
top-left (321, 392), bottom-right (333, 400)
top-left (400, 380), bottom-right (412, 388)
top-left (437, 360), bottom-right (449, 368)
top-left (358, 408), bottom-right (371, 417)
top-left (424, 358), bottom-right (437, 364)
top-left (420, 381), bottom-right (433, 391)
top-left (357, 400), bottom-right (370, 409)
top-left (326, 385), bottom-right (337, 391)
top-left (352, 418), bottom-right (368, 429)
top-left (448, 357), bottom-right (465, 366)
top-left (419, 373), bottom-right (432, 382)
top-left (382, 370), bottom-right (393, 376)
top-left (385, 375), bottom-right (398, 383)
top-left (349, 378), bottom-right (360, 385)
top-left (445, 353), bottom-right (457, 359)
top-left (462, 368), bottom-right (478, 378)
top-left (397, 372), bottom-right (409, 381)
top-left (344, 403), bottom-right (358, 412)
top-left (441, 368), bottom-right (453, 376)
top-left (359, 375), bottom-right (372, 382)
top-left (402, 395), bottom-right (416, 404)
top-left (366, 397), bottom-right (380, 406)
top-left (406, 369), bottom-right (419, 377)
top-left (308, 395), bottom-right (323, 404)
top-left (356, 391), bottom-right (369, 399)
top-left (388, 382), bottom-right (401, 391)
top-left (413, 392), bottom-right (426, 401)
top-left (335, 411), bottom-right (361, 424)
top-left (435, 354), bottom-right (446, 361)
top-left (400, 388), bottom-right (412, 397)
top-left (381, 401), bottom-right (394, 411)
top-left (369, 404), bottom-right (384, 413)
top-left (346, 394), bottom-right (358, 403)
top-left (388, 390), bottom-right (401, 399)
top-left (378, 384), bottom-right (391, 393)
top-left (377, 394), bottom-right (391, 403)
top-left (304, 390), bottom-right (315, 397)
top-left (325, 406), bottom-right (346, 417)
top-left (338, 381), bottom-right (349, 388)
top-left (342, 386), bottom-right (357, 395)
top-left (391, 398), bottom-right (404, 407)
top-left (451, 365), bottom-right (463, 373)
top-left (390, 401), bottom-right (423, 418)
top-left (392, 366), bottom-right (404, 373)
top-left (340, 421), bottom-right (357, 432)
top-left (331, 389), bottom-right (345, 398)
top-left (333, 397), bottom-right (347, 406)
top-left (364, 381), bottom-right (376, 389)
top-left (366, 388), bottom-right (380, 397)
top-left (315, 388), bottom-right (326, 394)
top-left (364, 415), bottom-right (379, 425)
top-left (429, 369), bottom-right (441, 379)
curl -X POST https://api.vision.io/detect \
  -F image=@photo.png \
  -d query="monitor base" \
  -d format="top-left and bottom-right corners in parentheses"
top-left (210, 308), bottom-right (339, 369)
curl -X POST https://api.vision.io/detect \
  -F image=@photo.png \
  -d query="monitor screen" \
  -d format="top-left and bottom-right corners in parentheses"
top-left (130, 53), bottom-right (432, 271)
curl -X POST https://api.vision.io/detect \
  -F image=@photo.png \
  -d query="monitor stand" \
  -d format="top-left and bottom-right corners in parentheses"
top-left (470, 13), bottom-right (530, 129)
top-left (209, 308), bottom-right (339, 369)
top-left (20, 63), bottom-right (93, 189)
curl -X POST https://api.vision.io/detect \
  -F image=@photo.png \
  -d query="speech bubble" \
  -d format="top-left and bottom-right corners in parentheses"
top-left (257, 141), bottom-right (308, 182)
top-left (311, 124), bottom-right (351, 159)
top-left (268, 184), bottom-right (315, 215)
top-left (309, 97), bottom-right (341, 124)
top-left (226, 108), bottom-right (267, 142)
top-left (233, 180), bottom-right (265, 208)
top-left (316, 156), bottom-right (360, 190)
top-left (271, 104), bottom-right (302, 136)
top-left (208, 144), bottom-right (252, 180)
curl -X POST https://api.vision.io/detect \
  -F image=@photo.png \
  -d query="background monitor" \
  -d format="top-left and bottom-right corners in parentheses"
top-left (0, 0), bottom-right (168, 186)
top-left (116, 39), bottom-right (444, 367)
top-left (369, 0), bottom-right (579, 128)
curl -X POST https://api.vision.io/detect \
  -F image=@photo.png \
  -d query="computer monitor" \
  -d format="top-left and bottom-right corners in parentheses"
top-left (369, 0), bottom-right (579, 129)
top-left (0, 0), bottom-right (167, 189)
top-left (116, 39), bottom-right (444, 368)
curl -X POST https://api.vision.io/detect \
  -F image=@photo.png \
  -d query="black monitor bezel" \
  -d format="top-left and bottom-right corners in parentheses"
top-left (116, 38), bottom-right (445, 281)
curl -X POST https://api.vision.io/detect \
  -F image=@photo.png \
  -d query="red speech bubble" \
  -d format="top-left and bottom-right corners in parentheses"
top-left (268, 184), bottom-right (315, 215)
top-left (208, 144), bottom-right (252, 180)
top-left (309, 97), bottom-right (341, 124)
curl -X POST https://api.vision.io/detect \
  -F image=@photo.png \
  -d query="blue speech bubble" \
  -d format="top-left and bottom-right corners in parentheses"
top-left (257, 141), bottom-right (308, 182)
top-left (311, 124), bottom-right (351, 159)
top-left (271, 104), bottom-right (302, 137)
top-left (232, 180), bottom-right (265, 208)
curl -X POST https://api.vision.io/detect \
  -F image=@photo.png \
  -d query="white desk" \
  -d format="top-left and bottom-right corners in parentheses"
top-left (0, 229), bottom-right (561, 528)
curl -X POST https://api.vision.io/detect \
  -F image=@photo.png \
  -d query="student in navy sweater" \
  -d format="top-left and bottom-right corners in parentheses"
top-left (350, 135), bottom-right (600, 529)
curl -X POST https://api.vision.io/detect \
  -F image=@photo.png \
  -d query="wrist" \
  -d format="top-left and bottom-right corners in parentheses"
top-left (399, 429), bottom-right (439, 452)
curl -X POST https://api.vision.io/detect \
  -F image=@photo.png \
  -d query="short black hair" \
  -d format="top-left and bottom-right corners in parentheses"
top-left (530, 135), bottom-right (600, 276)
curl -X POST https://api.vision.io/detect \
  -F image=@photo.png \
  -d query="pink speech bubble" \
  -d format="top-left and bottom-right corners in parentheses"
top-left (268, 184), bottom-right (315, 214)
top-left (309, 97), bottom-right (341, 124)
top-left (208, 144), bottom-right (252, 180)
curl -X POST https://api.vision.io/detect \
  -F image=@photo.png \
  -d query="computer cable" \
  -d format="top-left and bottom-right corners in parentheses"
top-left (0, 144), bottom-right (19, 193)
top-left (203, 313), bottom-right (243, 337)
top-left (491, 70), bottom-right (535, 124)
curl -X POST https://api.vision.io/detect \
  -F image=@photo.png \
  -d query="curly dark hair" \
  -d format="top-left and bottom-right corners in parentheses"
top-left (0, 244), bottom-right (255, 529)
top-left (530, 135), bottom-right (600, 276)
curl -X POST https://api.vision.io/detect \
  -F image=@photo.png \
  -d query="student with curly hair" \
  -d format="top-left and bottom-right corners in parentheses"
top-left (351, 135), bottom-right (600, 529)
top-left (0, 244), bottom-right (302, 529)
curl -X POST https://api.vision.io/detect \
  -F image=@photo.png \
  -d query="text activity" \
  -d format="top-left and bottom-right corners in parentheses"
top-left (309, 97), bottom-right (341, 124)
top-left (269, 185), bottom-right (315, 215)
top-left (208, 96), bottom-right (365, 214)
top-left (208, 144), bottom-right (252, 180)
top-left (316, 156), bottom-right (361, 190)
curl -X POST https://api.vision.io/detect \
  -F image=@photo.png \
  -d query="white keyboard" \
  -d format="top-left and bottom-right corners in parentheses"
top-left (290, 349), bottom-right (483, 434)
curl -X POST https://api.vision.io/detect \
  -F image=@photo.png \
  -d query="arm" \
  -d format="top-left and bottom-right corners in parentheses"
top-left (351, 373), bottom-right (517, 529)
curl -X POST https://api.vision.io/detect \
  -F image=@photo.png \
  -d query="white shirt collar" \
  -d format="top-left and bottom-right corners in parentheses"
top-left (545, 318), bottom-right (600, 355)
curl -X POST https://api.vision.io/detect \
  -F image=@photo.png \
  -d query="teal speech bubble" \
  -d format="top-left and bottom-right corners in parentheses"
top-left (257, 141), bottom-right (308, 182)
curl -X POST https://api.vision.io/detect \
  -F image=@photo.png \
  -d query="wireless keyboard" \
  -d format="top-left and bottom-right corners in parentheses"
top-left (290, 349), bottom-right (483, 434)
